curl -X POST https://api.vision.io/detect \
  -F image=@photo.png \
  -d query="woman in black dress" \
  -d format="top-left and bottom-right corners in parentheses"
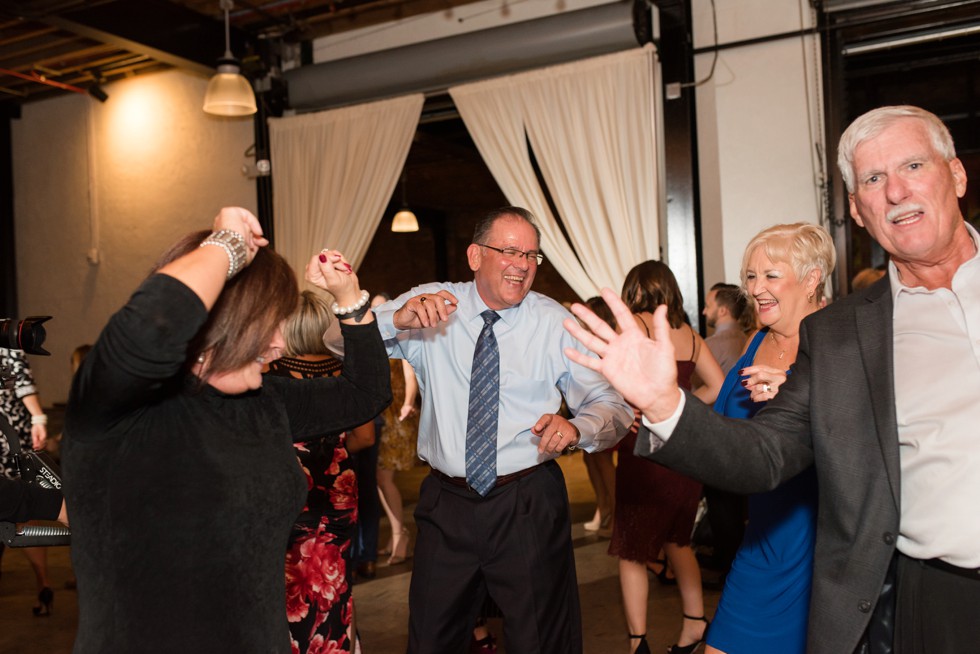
top-left (63, 207), bottom-right (391, 654)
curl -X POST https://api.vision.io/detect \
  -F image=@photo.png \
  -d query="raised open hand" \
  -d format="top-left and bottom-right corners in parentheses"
top-left (563, 288), bottom-right (682, 423)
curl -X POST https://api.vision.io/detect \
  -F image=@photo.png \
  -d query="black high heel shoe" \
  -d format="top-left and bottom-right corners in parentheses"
top-left (33, 587), bottom-right (53, 617)
top-left (646, 558), bottom-right (677, 586)
top-left (667, 614), bottom-right (709, 654)
top-left (629, 633), bottom-right (651, 654)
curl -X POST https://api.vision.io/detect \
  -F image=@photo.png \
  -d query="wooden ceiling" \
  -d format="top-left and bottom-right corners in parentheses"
top-left (0, 0), bottom-right (484, 107)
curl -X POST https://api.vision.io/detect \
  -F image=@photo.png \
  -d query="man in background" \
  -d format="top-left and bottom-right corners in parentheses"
top-left (702, 282), bottom-right (750, 375)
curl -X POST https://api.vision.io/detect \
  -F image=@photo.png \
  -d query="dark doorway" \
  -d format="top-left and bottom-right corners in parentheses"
top-left (357, 95), bottom-right (579, 304)
top-left (821, 0), bottom-right (980, 292)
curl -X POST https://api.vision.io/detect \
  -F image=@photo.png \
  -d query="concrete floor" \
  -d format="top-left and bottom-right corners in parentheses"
top-left (0, 452), bottom-right (719, 653)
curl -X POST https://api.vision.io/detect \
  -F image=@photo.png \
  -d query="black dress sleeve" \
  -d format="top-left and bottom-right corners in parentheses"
top-left (65, 274), bottom-right (208, 443)
top-left (269, 322), bottom-right (393, 442)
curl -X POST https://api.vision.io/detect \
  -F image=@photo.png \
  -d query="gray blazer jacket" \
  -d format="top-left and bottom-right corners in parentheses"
top-left (637, 275), bottom-right (899, 654)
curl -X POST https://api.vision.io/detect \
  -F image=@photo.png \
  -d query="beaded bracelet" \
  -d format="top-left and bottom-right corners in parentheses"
top-left (331, 290), bottom-right (371, 322)
top-left (31, 414), bottom-right (48, 426)
top-left (200, 229), bottom-right (248, 279)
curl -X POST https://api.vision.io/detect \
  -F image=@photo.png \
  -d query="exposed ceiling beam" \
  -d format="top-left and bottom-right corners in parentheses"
top-left (40, 0), bottom-right (253, 76)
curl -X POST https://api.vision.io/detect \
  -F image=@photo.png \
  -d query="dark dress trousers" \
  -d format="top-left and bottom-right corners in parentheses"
top-left (637, 275), bottom-right (901, 654)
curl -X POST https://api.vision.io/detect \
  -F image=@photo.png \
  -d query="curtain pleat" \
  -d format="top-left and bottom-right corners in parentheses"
top-left (451, 45), bottom-right (662, 299)
top-left (269, 94), bottom-right (425, 280)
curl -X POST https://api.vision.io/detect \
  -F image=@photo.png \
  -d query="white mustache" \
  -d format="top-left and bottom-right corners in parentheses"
top-left (887, 204), bottom-right (924, 223)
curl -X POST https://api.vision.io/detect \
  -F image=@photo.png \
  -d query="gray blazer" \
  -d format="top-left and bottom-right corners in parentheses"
top-left (637, 275), bottom-right (898, 654)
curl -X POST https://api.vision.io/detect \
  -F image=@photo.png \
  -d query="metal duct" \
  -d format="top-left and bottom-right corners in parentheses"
top-left (285, 0), bottom-right (652, 112)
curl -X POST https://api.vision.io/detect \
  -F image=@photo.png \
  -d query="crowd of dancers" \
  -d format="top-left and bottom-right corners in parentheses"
top-left (1, 103), bottom-right (977, 654)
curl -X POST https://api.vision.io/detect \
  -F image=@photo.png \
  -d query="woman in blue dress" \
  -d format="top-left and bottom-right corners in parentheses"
top-left (705, 223), bottom-right (836, 654)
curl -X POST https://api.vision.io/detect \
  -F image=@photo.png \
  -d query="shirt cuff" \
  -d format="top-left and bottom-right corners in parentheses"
top-left (373, 307), bottom-right (399, 341)
top-left (640, 388), bottom-right (686, 446)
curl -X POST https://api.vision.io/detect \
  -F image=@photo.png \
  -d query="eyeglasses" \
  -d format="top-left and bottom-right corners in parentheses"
top-left (477, 243), bottom-right (544, 265)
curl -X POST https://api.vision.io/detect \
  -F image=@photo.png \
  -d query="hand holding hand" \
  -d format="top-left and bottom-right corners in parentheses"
top-left (532, 414), bottom-right (580, 454)
top-left (740, 364), bottom-right (787, 402)
top-left (306, 249), bottom-right (361, 306)
top-left (392, 291), bottom-right (459, 329)
top-left (213, 207), bottom-right (268, 265)
top-left (564, 288), bottom-right (681, 423)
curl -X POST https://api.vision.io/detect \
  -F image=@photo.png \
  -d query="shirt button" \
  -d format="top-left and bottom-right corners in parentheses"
top-left (883, 532), bottom-right (895, 545)
top-left (859, 600), bottom-right (872, 613)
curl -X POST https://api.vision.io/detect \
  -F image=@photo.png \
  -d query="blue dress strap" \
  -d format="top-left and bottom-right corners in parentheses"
top-left (712, 329), bottom-right (767, 414)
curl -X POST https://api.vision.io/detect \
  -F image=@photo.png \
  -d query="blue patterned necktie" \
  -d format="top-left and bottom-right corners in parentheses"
top-left (465, 310), bottom-right (501, 496)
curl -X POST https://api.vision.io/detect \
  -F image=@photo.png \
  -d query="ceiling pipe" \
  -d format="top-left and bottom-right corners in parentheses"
top-left (0, 67), bottom-right (88, 95)
top-left (285, 0), bottom-right (652, 112)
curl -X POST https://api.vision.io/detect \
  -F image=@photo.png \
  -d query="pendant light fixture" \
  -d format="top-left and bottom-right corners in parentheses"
top-left (391, 170), bottom-right (419, 233)
top-left (203, 0), bottom-right (257, 116)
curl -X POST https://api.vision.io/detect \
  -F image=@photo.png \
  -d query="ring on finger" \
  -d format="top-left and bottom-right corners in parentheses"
top-left (555, 430), bottom-right (564, 440)
top-left (419, 297), bottom-right (427, 304)
top-left (762, 382), bottom-right (772, 393)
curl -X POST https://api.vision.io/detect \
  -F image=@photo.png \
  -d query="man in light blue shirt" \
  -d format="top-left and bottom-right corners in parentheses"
top-left (373, 207), bottom-right (631, 654)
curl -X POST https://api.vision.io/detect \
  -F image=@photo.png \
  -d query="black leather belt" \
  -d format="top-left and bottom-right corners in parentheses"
top-left (921, 557), bottom-right (980, 581)
top-left (431, 464), bottom-right (542, 491)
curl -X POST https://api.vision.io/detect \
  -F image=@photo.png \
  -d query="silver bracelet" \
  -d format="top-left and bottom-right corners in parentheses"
top-left (331, 290), bottom-right (370, 316)
top-left (200, 230), bottom-right (248, 279)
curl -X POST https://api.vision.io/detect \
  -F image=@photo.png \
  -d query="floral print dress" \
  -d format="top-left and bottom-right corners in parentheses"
top-left (266, 355), bottom-right (358, 654)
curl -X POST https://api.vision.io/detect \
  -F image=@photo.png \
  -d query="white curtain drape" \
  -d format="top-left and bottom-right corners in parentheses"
top-left (269, 93), bottom-right (424, 277)
top-left (450, 45), bottom-right (662, 299)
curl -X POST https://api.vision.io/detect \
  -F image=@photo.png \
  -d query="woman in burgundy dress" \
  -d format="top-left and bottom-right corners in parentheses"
top-left (266, 290), bottom-right (377, 653)
top-left (609, 261), bottom-right (725, 654)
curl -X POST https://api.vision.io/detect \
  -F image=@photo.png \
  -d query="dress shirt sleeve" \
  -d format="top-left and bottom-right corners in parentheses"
top-left (559, 326), bottom-right (633, 453)
top-left (372, 282), bottom-right (449, 364)
top-left (639, 388), bottom-right (686, 452)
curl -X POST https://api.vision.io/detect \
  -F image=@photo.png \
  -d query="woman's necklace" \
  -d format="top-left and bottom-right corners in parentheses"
top-left (769, 331), bottom-right (785, 360)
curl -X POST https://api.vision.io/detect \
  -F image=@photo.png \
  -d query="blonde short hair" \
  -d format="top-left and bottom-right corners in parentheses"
top-left (837, 105), bottom-right (955, 193)
top-left (740, 223), bottom-right (837, 304)
top-left (282, 290), bottom-right (334, 357)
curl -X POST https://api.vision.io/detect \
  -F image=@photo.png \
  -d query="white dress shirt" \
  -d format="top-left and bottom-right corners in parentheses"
top-left (374, 281), bottom-right (632, 478)
top-left (891, 223), bottom-right (980, 567)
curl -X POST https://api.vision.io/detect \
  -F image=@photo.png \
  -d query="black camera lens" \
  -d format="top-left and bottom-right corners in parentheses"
top-left (0, 316), bottom-right (51, 355)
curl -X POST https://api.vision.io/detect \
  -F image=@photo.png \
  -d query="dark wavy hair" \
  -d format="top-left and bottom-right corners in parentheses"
top-left (621, 260), bottom-right (686, 329)
top-left (152, 230), bottom-right (298, 377)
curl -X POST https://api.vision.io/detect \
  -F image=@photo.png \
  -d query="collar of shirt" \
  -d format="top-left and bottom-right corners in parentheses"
top-left (889, 221), bottom-right (980, 301)
top-left (455, 282), bottom-right (524, 329)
